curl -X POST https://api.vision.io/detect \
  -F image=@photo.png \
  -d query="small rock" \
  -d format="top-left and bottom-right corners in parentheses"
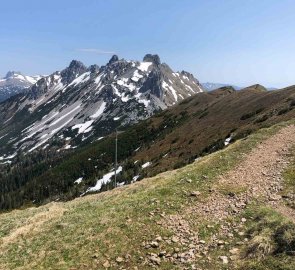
top-left (150, 255), bottom-right (161, 265)
top-left (219, 256), bottom-right (228, 264)
top-left (103, 260), bottom-right (110, 268)
top-left (150, 241), bottom-right (159, 248)
top-left (269, 194), bottom-right (281, 201)
top-left (241, 218), bottom-right (247, 223)
top-left (171, 236), bottom-right (179, 243)
top-left (229, 248), bottom-right (239, 255)
top-left (116, 257), bottom-right (124, 263)
top-left (92, 253), bottom-right (99, 259)
top-left (155, 236), bottom-right (163, 242)
top-left (174, 247), bottom-right (180, 253)
top-left (190, 191), bottom-right (201, 197)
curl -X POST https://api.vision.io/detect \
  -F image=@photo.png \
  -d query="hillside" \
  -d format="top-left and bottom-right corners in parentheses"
top-left (1, 120), bottom-right (295, 269)
top-left (1, 84), bottom-right (295, 210)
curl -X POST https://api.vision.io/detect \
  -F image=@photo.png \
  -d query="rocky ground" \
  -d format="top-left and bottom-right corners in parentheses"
top-left (143, 125), bottom-right (295, 269)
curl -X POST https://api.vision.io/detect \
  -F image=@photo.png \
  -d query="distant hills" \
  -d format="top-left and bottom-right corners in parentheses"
top-left (201, 82), bottom-right (277, 91)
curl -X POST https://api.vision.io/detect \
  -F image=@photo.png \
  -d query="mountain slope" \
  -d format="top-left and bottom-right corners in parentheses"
top-left (1, 84), bottom-right (295, 210)
top-left (0, 71), bottom-right (43, 102)
top-left (0, 54), bottom-right (203, 157)
top-left (1, 120), bottom-right (294, 270)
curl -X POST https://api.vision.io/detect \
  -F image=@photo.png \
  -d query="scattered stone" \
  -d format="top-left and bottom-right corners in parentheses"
top-left (219, 256), bottom-right (228, 264)
top-left (229, 248), bottom-right (239, 255)
top-left (269, 194), bottom-right (281, 201)
top-left (190, 191), bottom-right (201, 197)
top-left (92, 253), bottom-right (99, 259)
top-left (171, 236), bottom-right (179, 243)
top-left (116, 257), bottom-right (124, 263)
top-left (155, 236), bottom-right (163, 242)
top-left (241, 218), bottom-right (247, 223)
top-left (150, 255), bottom-right (161, 265)
top-left (103, 260), bottom-right (110, 268)
top-left (150, 241), bottom-right (159, 248)
top-left (174, 247), bottom-right (180, 253)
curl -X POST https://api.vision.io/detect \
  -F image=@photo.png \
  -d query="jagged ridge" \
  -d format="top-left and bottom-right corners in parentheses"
top-left (0, 54), bottom-right (203, 156)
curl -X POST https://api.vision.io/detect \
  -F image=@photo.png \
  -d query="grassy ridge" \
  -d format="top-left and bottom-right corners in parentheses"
top-left (1, 120), bottom-right (294, 269)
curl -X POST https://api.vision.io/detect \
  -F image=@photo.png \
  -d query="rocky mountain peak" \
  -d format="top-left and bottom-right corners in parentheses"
top-left (180, 71), bottom-right (194, 79)
top-left (108, 55), bottom-right (119, 65)
top-left (0, 53), bottom-right (204, 153)
top-left (4, 71), bottom-right (22, 79)
top-left (143, 54), bottom-right (161, 65)
top-left (68, 60), bottom-right (85, 69)
top-left (61, 60), bottom-right (87, 84)
top-left (88, 64), bottom-right (100, 73)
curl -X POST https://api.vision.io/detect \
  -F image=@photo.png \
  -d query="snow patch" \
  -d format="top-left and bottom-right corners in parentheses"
top-left (224, 136), bottom-right (232, 146)
top-left (142, 162), bottom-right (151, 169)
top-left (72, 120), bottom-right (94, 134)
top-left (86, 166), bottom-right (123, 192)
top-left (132, 175), bottom-right (140, 183)
top-left (131, 70), bottom-right (144, 82)
top-left (68, 72), bottom-right (90, 87)
top-left (138, 62), bottom-right (152, 72)
top-left (90, 102), bottom-right (106, 119)
top-left (162, 81), bottom-right (178, 102)
top-left (74, 177), bottom-right (83, 184)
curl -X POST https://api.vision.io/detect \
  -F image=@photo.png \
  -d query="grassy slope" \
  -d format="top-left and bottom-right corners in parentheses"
top-left (2, 85), bottom-right (295, 211)
top-left (1, 120), bottom-right (295, 269)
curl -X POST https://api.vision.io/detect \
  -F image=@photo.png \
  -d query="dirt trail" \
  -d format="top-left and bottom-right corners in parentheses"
top-left (160, 125), bottom-right (295, 266)
top-left (194, 124), bottom-right (295, 222)
top-left (0, 202), bottom-right (65, 249)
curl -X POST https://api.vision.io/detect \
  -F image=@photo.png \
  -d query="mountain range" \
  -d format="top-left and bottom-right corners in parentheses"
top-left (0, 71), bottom-right (43, 102)
top-left (1, 54), bottom-right (295, 212)
top-left (1, 80), bottom-right (295, 210)
top-left (0, 54), bottom-right (203, 159)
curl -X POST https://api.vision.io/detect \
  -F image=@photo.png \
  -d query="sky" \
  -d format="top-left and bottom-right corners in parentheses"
top-left (0, 0), bottom-right (294, 88)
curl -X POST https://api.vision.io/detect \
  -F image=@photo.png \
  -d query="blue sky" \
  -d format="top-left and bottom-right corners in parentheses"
top-left (0, 0), bottom-right (294, 88)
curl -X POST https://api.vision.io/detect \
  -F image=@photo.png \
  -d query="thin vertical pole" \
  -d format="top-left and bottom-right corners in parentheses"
top-left (114, 129), bottom-right (118, 188)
